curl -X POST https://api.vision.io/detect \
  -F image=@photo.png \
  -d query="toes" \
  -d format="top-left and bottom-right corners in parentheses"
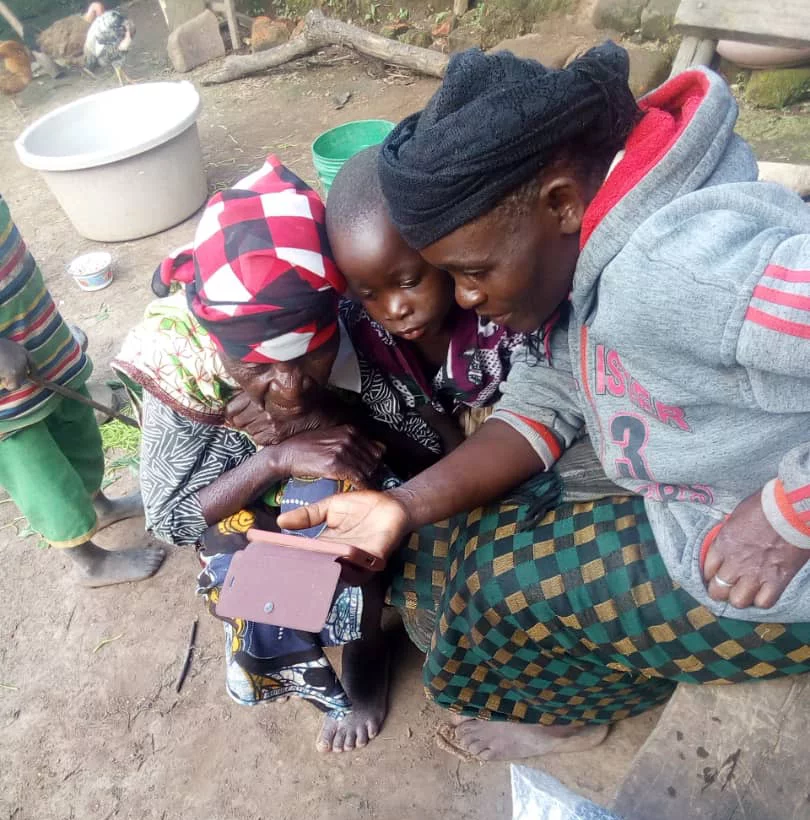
top-left (317, 720), bottom-right (339, 753)
top-left (449, 713), bottom-right (472, 727)
top-left (331, 727), bottom-right (348, 752)
top-left (354, 723), bottom-right (370, 748)
top-left (343, 728), bottom-right (357, 751)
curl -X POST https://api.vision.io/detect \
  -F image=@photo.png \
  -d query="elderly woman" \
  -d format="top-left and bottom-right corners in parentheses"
top-left (279, 44), bottom-right (810, 761)
top-left (113, 157), bottom-right (445, 753)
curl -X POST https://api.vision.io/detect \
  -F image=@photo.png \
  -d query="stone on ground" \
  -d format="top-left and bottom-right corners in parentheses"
top-left (167, 8), bottom-right (225, 73)
top-left (401, 29), bottom-right (433, 48)
top-left (251, 16), bottom-right (290, 52)
top-left (745, 67), bottom-right (810, 108)
top-left (448, 25), bottom-right (483, 52)
top-left (381, 22), bottom-right (410, 40)
top-left (593, 0), bottom-right (644, 34)
top-left (624, 43), bottom-right (670, 95)
top-left (491, 24), bottom-right (619, 67)
top-left (163, 0), bottom-right (206, 31)
top-left (640, 0), bottom-right (678, 41)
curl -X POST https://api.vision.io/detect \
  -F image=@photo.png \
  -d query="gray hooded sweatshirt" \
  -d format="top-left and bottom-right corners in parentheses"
top-left (490, 67), bottom-right (810, 622)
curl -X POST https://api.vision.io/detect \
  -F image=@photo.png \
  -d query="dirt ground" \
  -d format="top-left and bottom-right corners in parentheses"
top-left (4, 1), bottom-right (806, 817)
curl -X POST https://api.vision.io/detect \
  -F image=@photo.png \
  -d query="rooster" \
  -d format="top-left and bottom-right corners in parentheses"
top-left (36, 2), bottom-right (105, 67)
top-left (84, 10), bottom-right (135, 85)
top-left (0, 39), bottom-right (31, 96)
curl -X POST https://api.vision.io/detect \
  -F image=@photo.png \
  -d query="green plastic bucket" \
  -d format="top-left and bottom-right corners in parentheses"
top-left (312, 119), bottom-right (395, 196)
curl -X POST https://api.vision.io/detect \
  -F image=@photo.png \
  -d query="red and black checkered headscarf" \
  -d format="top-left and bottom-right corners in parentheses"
top-left (152, 155), bottom-right (346, 363)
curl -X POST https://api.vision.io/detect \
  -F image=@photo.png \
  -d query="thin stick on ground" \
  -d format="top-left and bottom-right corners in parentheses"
top-left (175, 617), bottom-right (199, 693)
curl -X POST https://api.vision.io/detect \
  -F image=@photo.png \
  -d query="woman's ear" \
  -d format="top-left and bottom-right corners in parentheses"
top-left (539, 174), bottom-right (586, 236)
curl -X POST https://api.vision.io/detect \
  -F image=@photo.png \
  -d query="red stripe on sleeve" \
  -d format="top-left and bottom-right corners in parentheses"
top-left (786, 484), bottom-right (810, 505)
top-left (745, 306), bottom-right (810, 339)
top-left (753, 285), bottom-right (810, 313)
top-left (774, 479), bottom-right (810, 538)
top-left (501, 411), bottom-right (563, 463)
top-left (763, 264), bottom-right (810, 284)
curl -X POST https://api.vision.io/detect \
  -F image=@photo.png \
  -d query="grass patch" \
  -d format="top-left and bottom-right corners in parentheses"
top-left (100, 408), bottom-right (141, 489)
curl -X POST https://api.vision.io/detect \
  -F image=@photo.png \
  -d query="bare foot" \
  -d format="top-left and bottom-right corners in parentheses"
top-left (93, 491), bottom-right (144, 531)
top-left (438, 715), bottom-right (610, 762)
top-left (317, 636), bottom-right (390, 753)
top-left (69, 541), bottom-right (165, 588)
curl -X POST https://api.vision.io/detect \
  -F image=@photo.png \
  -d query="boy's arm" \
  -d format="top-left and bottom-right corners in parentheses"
top-left (0, 338), bottom-right (30, 391)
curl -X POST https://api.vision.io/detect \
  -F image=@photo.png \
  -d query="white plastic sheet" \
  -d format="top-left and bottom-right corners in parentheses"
top-left (511, 765), bottom-right (623, 820)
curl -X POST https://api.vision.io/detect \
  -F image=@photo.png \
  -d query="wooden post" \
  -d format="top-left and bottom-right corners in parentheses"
top-left (222, 0), bottom-right (240, 51)
top-left (670, 34), bottom-right (716, 76)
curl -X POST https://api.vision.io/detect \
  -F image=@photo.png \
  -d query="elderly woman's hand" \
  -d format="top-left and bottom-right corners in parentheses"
top-left (703, 492), bottom-right (810, 609)
top-left (274, 426), bottom-right (385, 489)
top-left (225, 392), bottom-right (343, 445)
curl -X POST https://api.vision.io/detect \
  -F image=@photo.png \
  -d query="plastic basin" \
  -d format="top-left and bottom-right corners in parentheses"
top-left (14, 81), bottom-right (208, 242)
top-left (312, 119), bottom-right (394, 195)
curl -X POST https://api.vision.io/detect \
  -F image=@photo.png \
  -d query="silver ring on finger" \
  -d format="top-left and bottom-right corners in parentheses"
top-left (714, 575), bottom-right (734, 589)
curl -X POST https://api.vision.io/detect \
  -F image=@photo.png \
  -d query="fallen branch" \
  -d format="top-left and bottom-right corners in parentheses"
top-left (203, 8), bottom-right (448, 85)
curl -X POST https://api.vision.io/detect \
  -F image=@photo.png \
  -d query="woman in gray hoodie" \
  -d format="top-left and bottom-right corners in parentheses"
top-left (279, 43), bottom-right (810, 761)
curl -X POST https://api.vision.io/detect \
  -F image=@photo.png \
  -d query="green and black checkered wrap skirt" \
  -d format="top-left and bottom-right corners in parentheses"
top-left (388, 494), bottom-right (810, 726)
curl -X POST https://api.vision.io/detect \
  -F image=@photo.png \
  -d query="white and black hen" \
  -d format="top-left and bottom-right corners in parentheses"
top-left (84, 9), bottom-right (135, 85)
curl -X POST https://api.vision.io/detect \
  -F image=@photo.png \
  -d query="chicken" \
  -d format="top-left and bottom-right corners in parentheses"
top-left (84, 10), bottom-right (135, 85)
top-left (36, 2), bottom-right (105, 67)
top-left (0, 40), bottom-right (31, 96)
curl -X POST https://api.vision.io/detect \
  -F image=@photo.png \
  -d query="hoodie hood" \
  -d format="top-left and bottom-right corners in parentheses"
top-left (571, 67), bottom-right (759, 320)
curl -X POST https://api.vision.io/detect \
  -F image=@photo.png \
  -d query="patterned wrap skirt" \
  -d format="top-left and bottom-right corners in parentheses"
top-left (388, 489), bottom-right (810, 726)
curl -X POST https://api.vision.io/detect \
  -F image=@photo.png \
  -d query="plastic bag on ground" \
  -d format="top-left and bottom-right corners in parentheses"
top-left (511, 764), bottom-right (623, 820)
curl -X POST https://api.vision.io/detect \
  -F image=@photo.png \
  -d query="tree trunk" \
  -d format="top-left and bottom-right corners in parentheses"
top-left (203, 8), bottom-right (448, 85)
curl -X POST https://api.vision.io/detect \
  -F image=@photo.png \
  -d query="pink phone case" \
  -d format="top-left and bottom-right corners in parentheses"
top-left (215, 542), bottom-right (342, 632)
top-left (246, 528), bottom-right (384, 570)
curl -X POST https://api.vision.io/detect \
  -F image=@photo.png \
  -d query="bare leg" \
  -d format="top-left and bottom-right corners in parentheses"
top-left (318, 575), bottom-right (390, 753)
top-left (439, 714), bottom-right (609, 762)
top-left (93, 490), bottom-right (143, 531)
top-left (68, 540), bottom-right (165, 588)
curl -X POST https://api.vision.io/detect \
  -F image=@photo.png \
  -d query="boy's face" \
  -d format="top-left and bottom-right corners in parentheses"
top-left (333, 216), bottom-right (455, 342)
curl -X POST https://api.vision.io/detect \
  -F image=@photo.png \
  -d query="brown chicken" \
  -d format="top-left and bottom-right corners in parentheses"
top-left (36, 2), bottom-right (105, 66)
top-left (0, 40), bottom-right (31, 95)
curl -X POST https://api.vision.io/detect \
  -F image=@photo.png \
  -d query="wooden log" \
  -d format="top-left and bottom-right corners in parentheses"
top-left (203, 8), bottom-right (448, 85)
top-left (675, 0), bottom-right (810, 50)
top-left (222, 0), bottom-right (240, 51)
top-left (203, 36), bottom-right (323, 83)
top-left (670, 34), bottom-right (716, 77)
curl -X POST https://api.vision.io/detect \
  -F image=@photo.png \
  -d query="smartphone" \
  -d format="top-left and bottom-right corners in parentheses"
top-left (246, 528), bottom-right (385, 571)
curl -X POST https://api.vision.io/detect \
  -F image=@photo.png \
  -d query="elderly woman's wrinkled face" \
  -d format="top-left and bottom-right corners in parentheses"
top-left (221, 333), bottom-right (339, 417)
top-left (419, 170), bottom-right (587, 333)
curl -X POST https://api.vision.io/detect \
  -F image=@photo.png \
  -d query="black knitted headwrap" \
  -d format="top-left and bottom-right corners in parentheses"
top-left (378, 41), bottom-right (640, 249)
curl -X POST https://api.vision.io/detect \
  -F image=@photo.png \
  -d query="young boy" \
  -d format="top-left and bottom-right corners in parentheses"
top-left (326, 147), bottom-right (524, 448)
top-left (0, 194), bottom-right (164, 586)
